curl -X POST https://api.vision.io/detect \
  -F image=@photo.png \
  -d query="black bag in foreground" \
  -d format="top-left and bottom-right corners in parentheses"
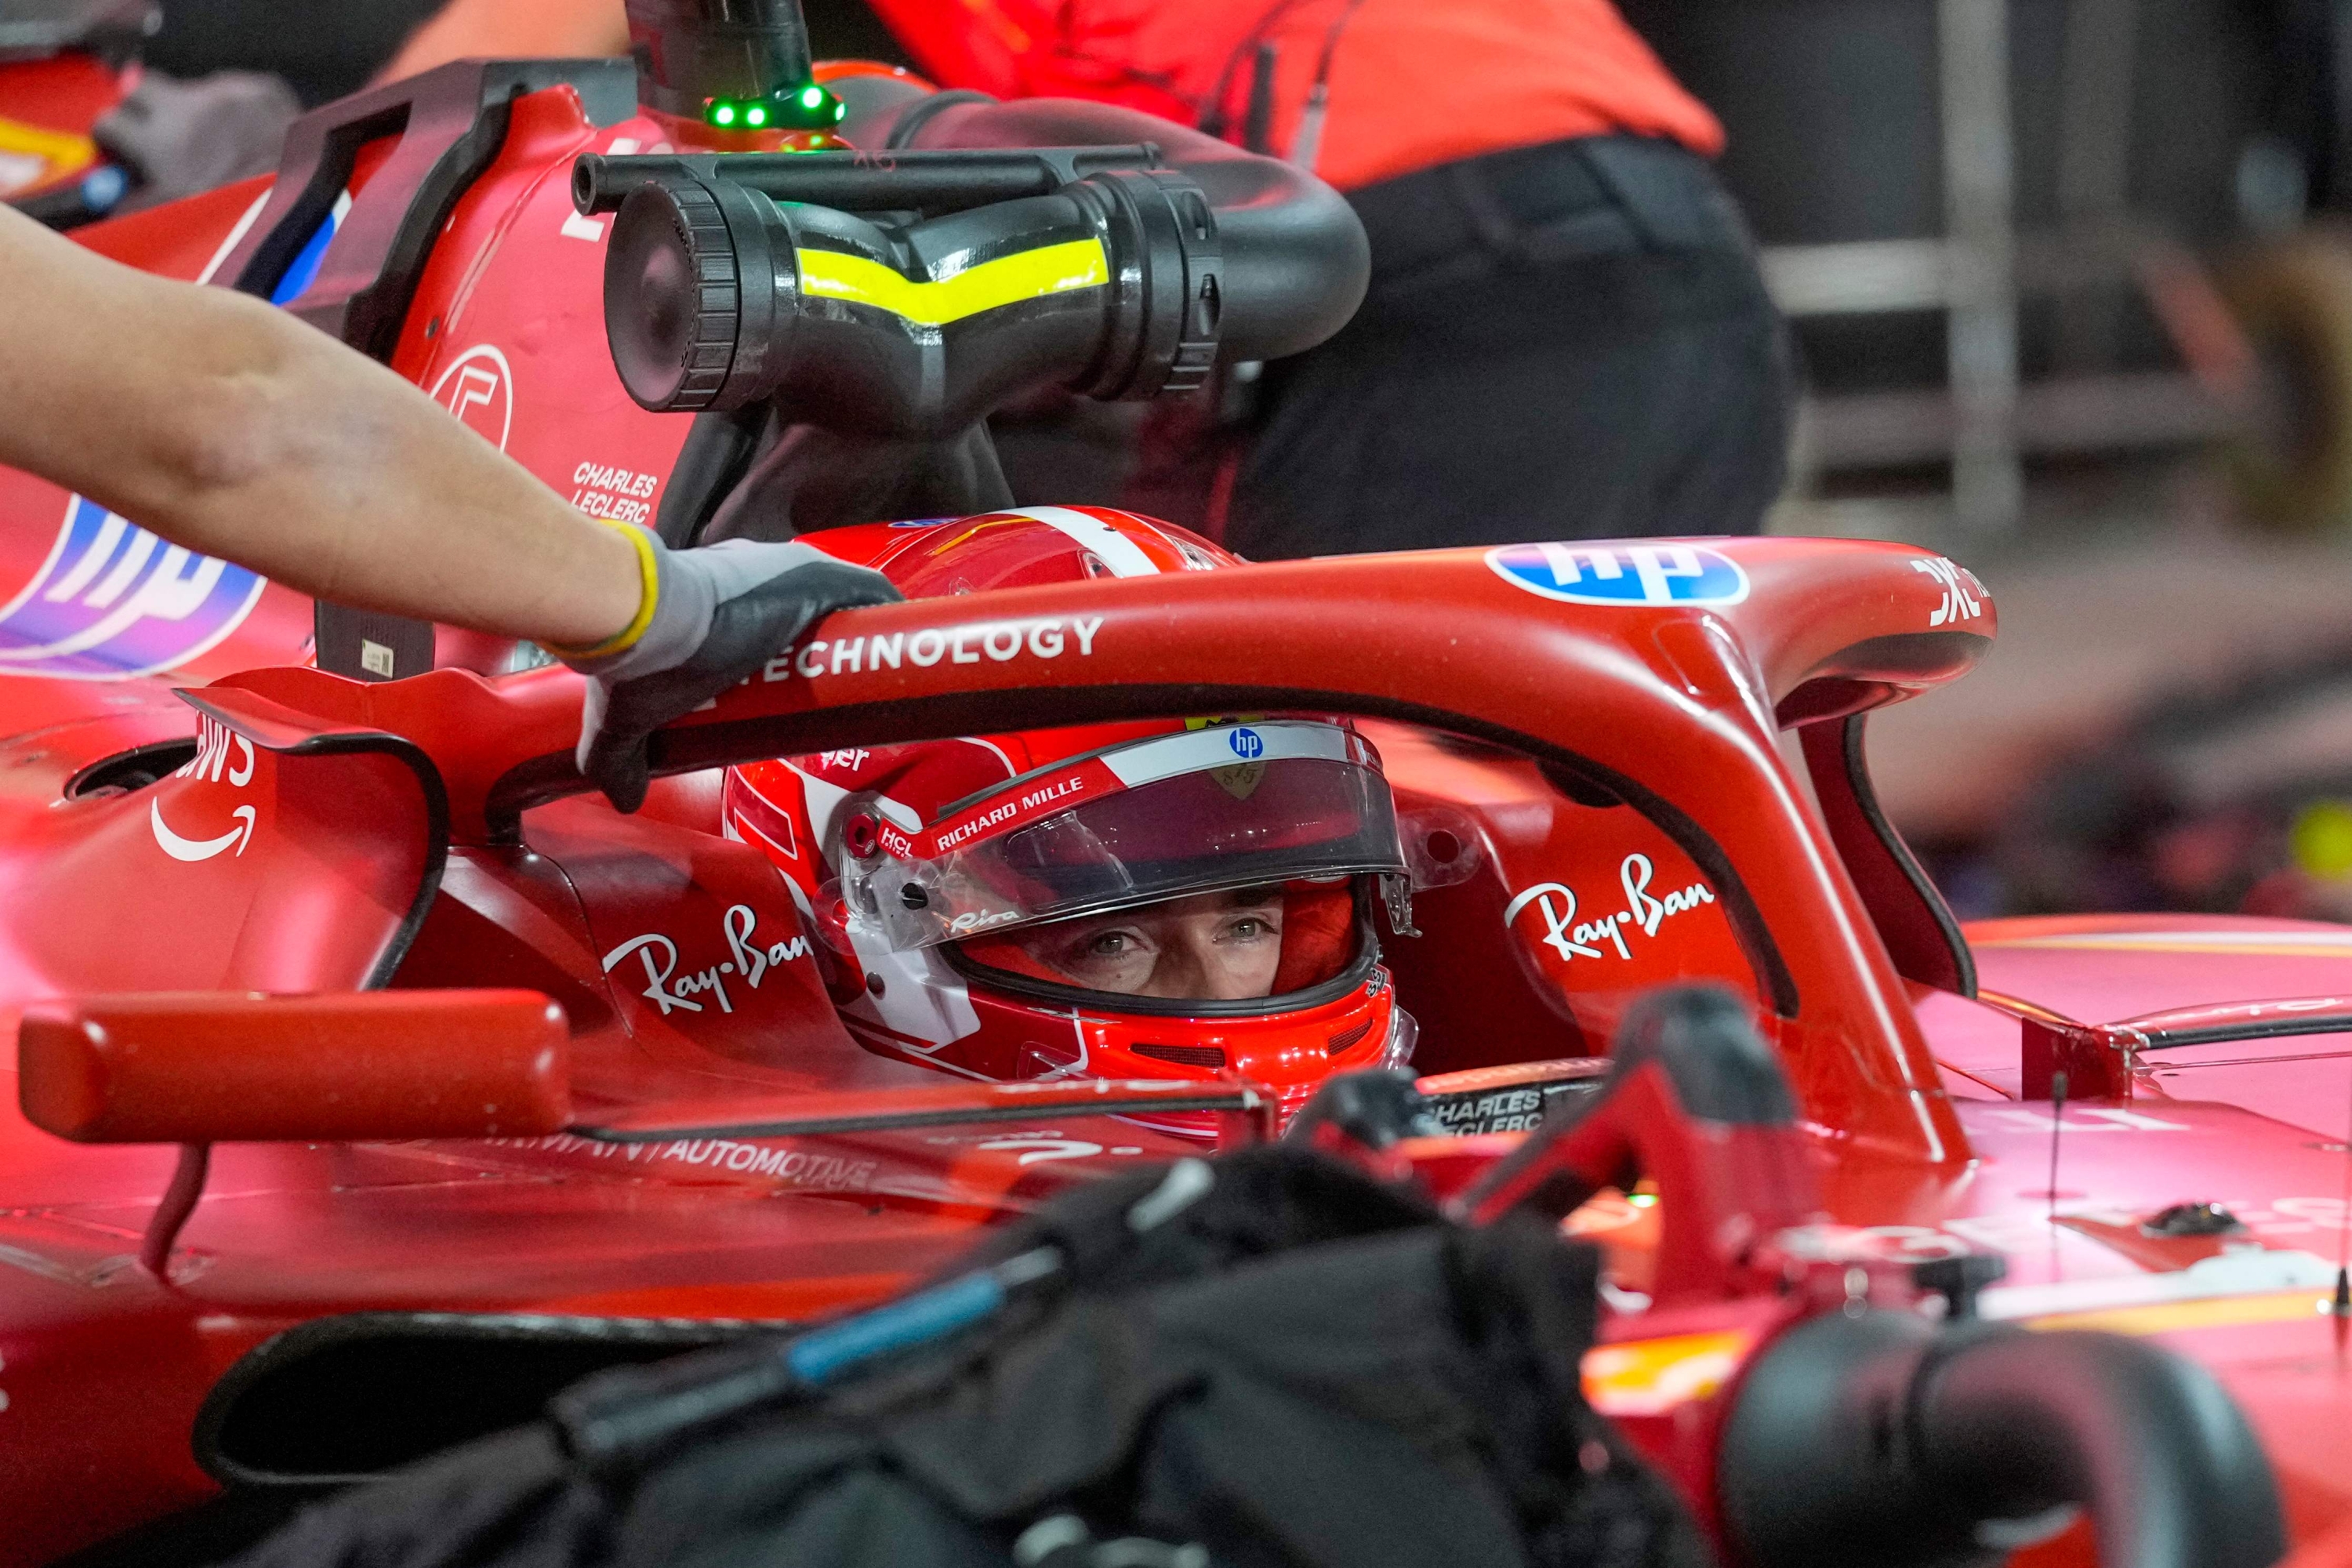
top-left (232, 1146), bottom-right (1710, 1568)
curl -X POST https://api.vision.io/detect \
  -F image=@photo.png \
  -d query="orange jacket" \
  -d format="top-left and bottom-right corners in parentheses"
top-left (863, 0), bottom-right (1724, 191)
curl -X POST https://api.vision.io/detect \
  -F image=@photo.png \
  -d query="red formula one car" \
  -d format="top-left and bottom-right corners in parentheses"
top-left (5, 13), bottom-right (2352, 1567)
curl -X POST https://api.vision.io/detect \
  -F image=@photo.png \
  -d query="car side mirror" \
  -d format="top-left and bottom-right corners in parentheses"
top-left (20, 989), bottom-right (572, 1144)
top-left (18, 989), bottom-right (571, 1278)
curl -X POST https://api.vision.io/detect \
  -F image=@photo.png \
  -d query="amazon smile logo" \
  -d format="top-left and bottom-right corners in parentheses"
top-left (151, 797), bottom-right (254, 860)
top-left (151, 715), bottom-right (259, 862)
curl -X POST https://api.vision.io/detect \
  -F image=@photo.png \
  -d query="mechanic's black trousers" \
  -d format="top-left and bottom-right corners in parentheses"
top-left (1223, 133), bottom-right (1795, 560)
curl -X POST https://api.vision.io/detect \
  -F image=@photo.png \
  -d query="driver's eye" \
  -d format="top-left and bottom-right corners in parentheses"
top-left (1087, 931), bottom-right (1136, 956)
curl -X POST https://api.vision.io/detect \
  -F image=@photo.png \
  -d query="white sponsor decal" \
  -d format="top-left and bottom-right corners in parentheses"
top-left (151, 715), bottom-right (258, 861)
top-left (1910, 556), bottom-right (1985, 626)
top-left (763, 615), bottom-right (1105, 684)
top-left (568, 458), bottom-right (662, 525)
top-left (1973, 1106), bottom-right (2192, 1134)
top-left (934, 797), bottom-right (1023, 853)
top-left (151, 799), bottom-right (255, 862)
top-left (1487, 543), bottom-right (1751, 608)
top-left (428, 344), bottom-right (514, 452)
top-left (975, 1134), bottom-right (1108, 1166)
top-left (0, 495), bottom-right (266, 681)
top-left (485, 1131), bottom-right (877, 1191)
top-left (918, 1123), bottom-right (1145, 1156)
top-left (1504, 853), bottom-right (1717, 965)
top-left (1426, 1087), bottom-right (1548, 1134)
top-left (601, 902), bottom-right (813, 1016)
top-left (644, 1138), bottom-right (876, 1189)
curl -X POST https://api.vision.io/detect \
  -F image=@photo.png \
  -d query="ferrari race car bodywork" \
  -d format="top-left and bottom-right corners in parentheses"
top-left (2, 49), bottom-right (2351, 1568)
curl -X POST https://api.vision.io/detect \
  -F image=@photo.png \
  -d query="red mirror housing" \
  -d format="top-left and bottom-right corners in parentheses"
top-left (19, 989), bottom-right (571, 1144)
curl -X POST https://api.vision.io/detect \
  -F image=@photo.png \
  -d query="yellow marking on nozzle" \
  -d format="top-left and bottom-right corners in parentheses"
top-left (797, 238), bottom-right (1109, 328)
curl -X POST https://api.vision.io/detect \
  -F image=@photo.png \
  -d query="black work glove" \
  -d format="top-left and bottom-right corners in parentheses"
top-left (559, 528), bottom-right (900, 811)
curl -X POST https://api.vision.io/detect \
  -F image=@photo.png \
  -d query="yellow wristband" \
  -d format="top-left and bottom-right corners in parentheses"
top-left (546, 519), bottom-right (660, 660)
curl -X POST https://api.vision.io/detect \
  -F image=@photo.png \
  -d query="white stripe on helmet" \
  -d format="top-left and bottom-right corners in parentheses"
top-left (1100, 721), bottom-right (1356, 789)
top-left (1011, 506), bottom-right (1163, 578)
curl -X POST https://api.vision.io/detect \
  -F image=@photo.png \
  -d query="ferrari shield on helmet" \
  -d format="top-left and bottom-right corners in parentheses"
top-left (720, 507), bottom-right (1420, 1137)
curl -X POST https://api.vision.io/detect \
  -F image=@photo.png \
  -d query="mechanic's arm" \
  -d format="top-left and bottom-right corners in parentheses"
top-left (0, 204), bottom-right (898, 810)
top-left (0, 202), bottom-right (641, 648)
top-left (373, 0), bottom-right (626, 86)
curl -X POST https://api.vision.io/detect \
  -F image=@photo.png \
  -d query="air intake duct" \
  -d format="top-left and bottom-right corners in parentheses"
top-left (1719, 1310), bottom-right (2287, 1568)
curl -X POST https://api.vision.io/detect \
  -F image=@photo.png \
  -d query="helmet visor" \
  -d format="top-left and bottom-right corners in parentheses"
top-left (851, 722), bottom-right (1405, 952)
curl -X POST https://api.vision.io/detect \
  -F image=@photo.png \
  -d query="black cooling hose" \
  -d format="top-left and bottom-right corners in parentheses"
top-left (879, 96), bottom-right (1370, 364)
top-left (1718, 1311), bottom-right (2287, 1568)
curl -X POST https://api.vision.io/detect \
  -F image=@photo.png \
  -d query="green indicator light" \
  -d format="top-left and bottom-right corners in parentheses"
top-left (745, 103), bottom-right (768, 127)
top-left (800, 85), bottom-right (824, 107)
top-left (833, 99), bottom-right (846, 123)
top-left (710, 101), bottom-right (736, 126)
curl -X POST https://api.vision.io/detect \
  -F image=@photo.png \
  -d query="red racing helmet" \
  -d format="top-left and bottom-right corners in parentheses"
top-left (722, 507), bottom-right (1417, 1136)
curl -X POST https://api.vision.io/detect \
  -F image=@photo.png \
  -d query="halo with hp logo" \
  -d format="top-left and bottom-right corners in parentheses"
top-left (1486, 543), bottom-right (1751, 608)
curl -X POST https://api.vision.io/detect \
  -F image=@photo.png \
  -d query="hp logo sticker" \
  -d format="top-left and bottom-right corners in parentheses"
top-left (1486, 543), bottom-right (1750, 608)
top-left (1227, 727), bottom-right (1265, 760)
